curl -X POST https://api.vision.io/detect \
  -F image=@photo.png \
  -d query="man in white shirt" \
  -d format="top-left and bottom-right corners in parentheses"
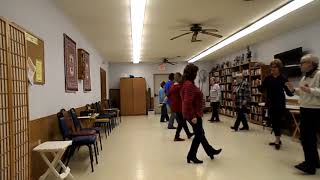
top-left (209, 77), bottom-right (221, 122)
top-left (287, 54), bottom-right (320, 175)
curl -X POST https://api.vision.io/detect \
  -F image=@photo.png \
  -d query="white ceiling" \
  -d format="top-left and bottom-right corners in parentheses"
top-left (54, 0), bottom-right (320, 63)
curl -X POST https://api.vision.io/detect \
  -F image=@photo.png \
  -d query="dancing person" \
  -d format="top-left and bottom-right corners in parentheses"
top-left (231, 73), bottom-right (250, 131)
top-left (167, 72), bottom-right (194, 141)
top-left (165, 73), bottom-right (177, 129)
top-left (159, 81), bottom-right (169, 122)
top-left (181, 64), bottom-right (222, 164)
top-left (209, 77), bottom-right (221, 122)
top-left (286, 54), bottom-right (320, 175)
top-left (257, 59), bottom-right (294, 150)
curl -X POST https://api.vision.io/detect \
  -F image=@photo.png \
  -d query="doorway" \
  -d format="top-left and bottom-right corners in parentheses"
top-left (153, 74), bottom-right (169, 114)
top-left (100, 68), bottom-right (107, 102)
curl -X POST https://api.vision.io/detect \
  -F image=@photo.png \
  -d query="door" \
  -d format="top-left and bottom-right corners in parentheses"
top-left (100, 68), bottom-right (107, 102)
top-left (153, 74), bottom-right (169, 114)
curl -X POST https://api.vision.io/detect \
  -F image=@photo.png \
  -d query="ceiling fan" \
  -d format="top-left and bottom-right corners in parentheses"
top-left (170, 24), bottom-right (223, 42)
top-left (158, 56), bottom-right (181, 65)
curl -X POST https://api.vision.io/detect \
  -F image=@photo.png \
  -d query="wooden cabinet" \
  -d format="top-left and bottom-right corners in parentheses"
top-left (120, 78), bottom-right (147, 115)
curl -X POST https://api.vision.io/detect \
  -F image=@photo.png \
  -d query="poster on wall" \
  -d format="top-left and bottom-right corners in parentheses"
top-left (63, 34), bottom-right (78, 92)
top-left (79, 49), bottom-right (91, 91)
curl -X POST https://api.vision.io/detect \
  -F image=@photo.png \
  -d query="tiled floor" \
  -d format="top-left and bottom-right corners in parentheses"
top-left (50, 113), bottom-right (319, 180)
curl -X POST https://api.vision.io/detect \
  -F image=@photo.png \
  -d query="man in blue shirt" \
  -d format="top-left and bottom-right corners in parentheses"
top-left (159, 81), bottom-right (169, 122)
top-left (165, 73), bottom-right (177, 129)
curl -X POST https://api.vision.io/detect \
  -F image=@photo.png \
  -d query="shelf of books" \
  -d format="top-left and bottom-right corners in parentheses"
top-left (209, 62), bottom-right (269, 124)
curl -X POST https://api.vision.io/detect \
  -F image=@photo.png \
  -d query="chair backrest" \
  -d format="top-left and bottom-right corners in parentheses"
top-left (96, 102), bottom-right (102, 113)
top-left (60, 109), bottom-right (76, 133)
top-left (70, 108), bottom-right (81, 131)
top-left (57, 112), bottom-right (70, 140)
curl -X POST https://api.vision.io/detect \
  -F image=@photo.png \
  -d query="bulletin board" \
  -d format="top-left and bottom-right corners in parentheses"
top-left (25, 32), bottom-right (45, 84)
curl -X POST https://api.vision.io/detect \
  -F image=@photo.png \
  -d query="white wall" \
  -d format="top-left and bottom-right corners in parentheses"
top-left (213, 19), bottom-right (320, 67)
top-left (109, 61), bottom-right (213, 97)
top-left (0, 0), bottom-right (109, 120)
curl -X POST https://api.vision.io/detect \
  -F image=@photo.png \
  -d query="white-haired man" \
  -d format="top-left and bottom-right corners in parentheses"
top-left (231, 73), bottom-right (250, 131)
top-left (287, 54), bottom-right (320, 175)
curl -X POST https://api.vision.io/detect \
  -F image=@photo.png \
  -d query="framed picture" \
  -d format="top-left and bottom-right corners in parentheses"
top-left (78, 49), bottom-right (91, 91)
top-left (64, 34), bottom-right (78, 92)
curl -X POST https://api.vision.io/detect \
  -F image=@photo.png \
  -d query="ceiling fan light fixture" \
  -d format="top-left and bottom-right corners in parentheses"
top-left (130, 0), bottom-right (147, 64)
top-left (188, 0), bottom-right (314, 63)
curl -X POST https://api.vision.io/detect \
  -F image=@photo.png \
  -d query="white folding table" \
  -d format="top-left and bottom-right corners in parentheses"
top-left (33, 141), bottom-right (75, 180)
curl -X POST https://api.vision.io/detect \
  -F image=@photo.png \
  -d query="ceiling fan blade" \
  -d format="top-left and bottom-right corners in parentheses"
top-left (202, 28), bottom-right (219, 32)
top-left (201, 31), bottom-right (223, 38)
top-left (170, 32), bottom-right (192, 40)
top-left (167, 62), bottom-right (176, 65)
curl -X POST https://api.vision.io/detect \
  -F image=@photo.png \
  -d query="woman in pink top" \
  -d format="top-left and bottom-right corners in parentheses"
top-left (181, 64), bottom-right (222, 164)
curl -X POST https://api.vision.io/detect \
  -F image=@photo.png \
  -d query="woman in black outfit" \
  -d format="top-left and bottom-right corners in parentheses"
top-left (257, 59), bottom-right (294, 150)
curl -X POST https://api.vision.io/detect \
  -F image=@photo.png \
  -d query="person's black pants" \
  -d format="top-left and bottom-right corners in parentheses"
top-left (300, 107), bottom-right (320, 168)
top-left (160, 104), bottom-right (169, 122)
top-left (175, 112), bottom-right (192, 138)
top-left (269, 107), bottom-right (285, 137)
top-left (210, 102), bottom-right (220, 121)
top-left (233, 107), bottom-right (249, 129)
top-left (187, 117), bottom-right (215, 158)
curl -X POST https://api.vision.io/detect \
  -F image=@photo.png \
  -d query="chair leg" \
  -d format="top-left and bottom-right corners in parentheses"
top-left (98, 132), bottom-right (103, 150)
top-left (88, 145), bottom-right (94, 172)
top-left (95, 140), bottom-right (99, 155)
top-left (94, 143), bottom-right (98, 164)
top-left (66, 146), bottom-right (76, 167)
top-left (104, 123), bottom-right (108, 138)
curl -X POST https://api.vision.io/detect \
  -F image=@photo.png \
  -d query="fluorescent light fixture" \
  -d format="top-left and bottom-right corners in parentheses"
top-left (188, 0), bottom-right (314, 63)
top-left (131, 0), bottom-right (146, 64)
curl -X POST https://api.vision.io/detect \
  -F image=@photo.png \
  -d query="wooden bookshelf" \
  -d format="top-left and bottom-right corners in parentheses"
top-left (210, 61), bottom-right (269, 125)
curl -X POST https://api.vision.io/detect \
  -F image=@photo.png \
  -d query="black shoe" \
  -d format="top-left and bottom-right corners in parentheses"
top-left (187, 157), bottom-right (203, 164)
top-left (209, 149), bottom-right (222, 160)
top-left (187, 133), bottom-right (195, 139)
top-left (275, 143), bottom-right (281, 150)
top-left (230, 126), bottom-right (238, 131)
top-left (168, 127), bottom-right (177, 129)
top-left (269, 141), bottom-right (282, 146)
top-left (295, 163), bottom-right (316, 175)
top-left (174, 137), bottom-right (185, 142)
top-left (239, 127), bottom-right (249, 131)
top-left (297, 161), bottom-right (320, 169)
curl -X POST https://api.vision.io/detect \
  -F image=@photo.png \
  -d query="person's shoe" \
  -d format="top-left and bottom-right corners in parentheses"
top-left (297, 161), bottom-right (320, 169)
top-left (174, 137), bottom-right (185, 142)
top-left (295, 163), bottom-right (316, 175)
top-left (239, 127), bottom-right (249, 131)
top-left (187, 133), bottom-right (195, 139)
top-left (269, 141), bottom-right (282, 146)
top-left (168, 127), bottom-right (177, 129)
top-left (230, 126), bottom-right (238, 131)
top-left (209, 120), bottom-right (215, 123)
top-left (275, 143), bottom-right (281, 150)
top-left (209, 149), bottom-right (222, 160)
top-left (187, 157), bottom-right (203, 164)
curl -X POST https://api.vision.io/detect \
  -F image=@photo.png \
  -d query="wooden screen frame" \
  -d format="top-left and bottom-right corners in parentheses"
top-left (0, 16), bottom-right (30, 180)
